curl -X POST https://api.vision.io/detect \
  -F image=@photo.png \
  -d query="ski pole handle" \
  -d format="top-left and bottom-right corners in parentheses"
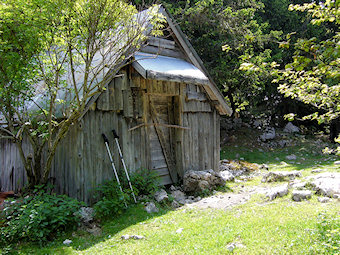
top-left (112, 129), bottom-right (119, 139)
top-left (102, 133), bottom-right (109, 144)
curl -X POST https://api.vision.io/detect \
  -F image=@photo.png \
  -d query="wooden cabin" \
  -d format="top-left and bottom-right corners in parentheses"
top-left (0, 7), bottom-right (231, 204)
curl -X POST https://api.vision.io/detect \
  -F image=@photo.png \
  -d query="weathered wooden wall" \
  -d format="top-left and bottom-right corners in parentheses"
top-left (0, 67), bottom-right (221, 204)
top-left (181, 84), bottom-right (220, 176)
top-left (0, 139), bottom-right (29, 192)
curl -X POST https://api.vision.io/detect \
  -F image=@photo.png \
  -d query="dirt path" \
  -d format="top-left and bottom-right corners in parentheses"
top-left (185, 186), bottom-right (268, 210)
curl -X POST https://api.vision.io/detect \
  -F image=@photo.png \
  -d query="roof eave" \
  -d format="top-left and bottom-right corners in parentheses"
top-left (160, 6), bottom-right (232, 116)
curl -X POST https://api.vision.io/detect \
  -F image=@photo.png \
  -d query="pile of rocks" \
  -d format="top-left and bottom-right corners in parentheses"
top-left (262, 171), bottom-right (302, 183)
top-left (219, 160), bottom-right (261, 181)
top-left (144, 186), bottom-right (203, 213)
top-left (262, 170), bottom-right (340, 202)
top-left (183, 169), bottom-right (225, 193)
top-left (144, 169), bottom-right (229, 213)
top-left (308, 172), bottom-right (340, 198)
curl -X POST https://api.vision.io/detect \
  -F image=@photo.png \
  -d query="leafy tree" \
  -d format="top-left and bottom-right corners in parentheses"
top-left (274, 0), bottom-right (340, 152)
top-left (161, 0), bottom-right (282, 115)
top-left (0, 0), bottom-right (164, 187)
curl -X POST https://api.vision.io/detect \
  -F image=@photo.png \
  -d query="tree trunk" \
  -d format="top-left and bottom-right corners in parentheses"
top-left (330, 118), bottom-right (340, 143)
top-left (224, 90), bottom-right (236, 118)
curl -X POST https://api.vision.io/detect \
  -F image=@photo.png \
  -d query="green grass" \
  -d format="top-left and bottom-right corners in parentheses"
top-left (10, 194), bottom-right (338, 254)
top-left (2, 133), bottom-right (339, 254)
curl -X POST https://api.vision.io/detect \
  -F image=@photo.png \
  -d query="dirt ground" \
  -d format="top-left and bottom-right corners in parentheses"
top-left (185, 185), bottom-right (268, 210)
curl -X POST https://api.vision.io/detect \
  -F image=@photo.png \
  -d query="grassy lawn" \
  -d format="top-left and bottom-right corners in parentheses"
top-left (3, 133), bottom-right (340, 254)
top-left (14, 196), bottom-right (338, 254)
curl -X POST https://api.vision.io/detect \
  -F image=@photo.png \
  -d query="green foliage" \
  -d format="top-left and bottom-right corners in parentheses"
top-left (93, 169), bottom-right (160, 219)
top-left (274, 1), bottom-right (340, 149)
top-left (93, 180), bottom-right (130, 219)
top-left (129, 168), bottom-right (160, 197)
top-left (0, 190), bottom-right (83, 245)
top-left (0, 0), bottom-right (165, 187)
top-left (313, 213), bottom-right (340, 254)
top-left (165, 0), bottom-right (279, 113)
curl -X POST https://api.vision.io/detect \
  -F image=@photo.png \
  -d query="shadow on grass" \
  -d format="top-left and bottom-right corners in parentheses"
top-left (15, 204), bottom-right (171, 254)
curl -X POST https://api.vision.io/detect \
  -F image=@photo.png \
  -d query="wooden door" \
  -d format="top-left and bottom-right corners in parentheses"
top-left (148, 95), bottom-right (178, 185)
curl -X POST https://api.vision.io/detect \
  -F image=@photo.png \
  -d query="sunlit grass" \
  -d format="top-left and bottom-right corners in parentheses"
top-left (14, 193), bottom-right (339, 254)
top-left (4, 134), bottom-right (339, 254)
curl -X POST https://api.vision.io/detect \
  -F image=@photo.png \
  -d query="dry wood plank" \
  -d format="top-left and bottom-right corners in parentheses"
top-left (212, 110), bottom-right (217, 171)
top-left (159, 174), bottom-right (172, 185)
top-left (140, 45), bottom-right (185, 59)
top-left (149, 99), bottom-right (178, 183)
top-left (148, 37), bottom-right (176, 49)
top-left (191, 114), bottom-right (198, 170)
top-left (121, 69), bottom-right (129, 91)
top-left (130, 70), bottom-right (140, 88)
top-left (151, 159), bottom-right (167, 169)
top-left (145, 92), bottom-right (178, 96)
top-left (156, 80), bottom-right (163, 94)
top-left (108, 80), bottom-right (115, 111)
top-left (96, 86), bottom-right (110, 111)
top-left (140, 77), bottom-right (146, 90)
top-left (186, 91), bottom-right (207, 102)
top-left (216, 112), bottom-right (220, 171)
top-left (123, 89), bottom-right (134, 118)
top-left (112, 113), bottom-right (120, 176)
top-left (151, 151), bottom-right (165, 162)
top-left (128, 122), bottom-right (189, 132)
top-left (152, 79), bottom-right (158, 93)
top-left (154, 167), bottom-right (170, 176)
top-left (143, 93), bottom-right (151, 170)
top-left (145, 79), bottom-right (152, 93)
top-left (140, 119), bottom-right (146, 170)
top-left (182, 114), bottom-right (188, 171)
top-left (161, 9), bottom-right (232, 115)
top-left (132, 61), bottom-right (147, 79)
top-left (174, 91), bottom-right (184, 177)
top-left (203, 114), bottom-right (209, 169)
top-left (114, 77), bottom-right (123, 111)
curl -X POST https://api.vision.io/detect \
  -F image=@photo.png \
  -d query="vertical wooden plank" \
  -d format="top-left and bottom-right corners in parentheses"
top-left (157, 80), bottom-right (162, 94)
top-left (115, 77), bottom-right (123, 111)
top-left (67, 125), bottom-right (74, 198)
top-left (85, 110), bottom-right (94, 204)
top-left (140, 77), bottom-right (146, 90)
top-left (123, 90), bottom-right (134, 118)
top-left (130, 70), bottom-right (140, 88)
top-left (187, 113), bottom-right (192, 170)
top-left (216, 112), bottom-right (220, 171)
top-left (212, 110), bottom-right (217, 171)
top-left (77, 119), bottom-right (84, 201)
top-left (96, 86), bottom-right (110, 111)
top-left (197, 113), bottom-right (204, 170)
top-left (108, 79), bottom-right (115, 111)
top-left (205, 113), bottom-right (210, 169)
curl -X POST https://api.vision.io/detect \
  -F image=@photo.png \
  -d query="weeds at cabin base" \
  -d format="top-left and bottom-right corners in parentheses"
top-left (1, 133), bottom-right (339, 254)
top-left (93, 168), bottom-right (161, 219)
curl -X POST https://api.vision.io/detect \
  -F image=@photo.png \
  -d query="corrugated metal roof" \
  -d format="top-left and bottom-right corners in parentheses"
top-left (134, 52), bottom-right (209, 84)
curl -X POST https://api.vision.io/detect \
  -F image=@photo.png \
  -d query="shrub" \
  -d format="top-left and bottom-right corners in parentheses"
top-left (129, 168), bottom-right (160, 196)
top-left (93, 168), bottom-right (160, 219)
top-left (93, 180), bottom-right (129, 219)
top-left (0, 190), bottom-right (83, 245)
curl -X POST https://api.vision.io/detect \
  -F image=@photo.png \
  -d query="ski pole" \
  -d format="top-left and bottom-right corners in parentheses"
top-left (112, 129), bottom-right (137, 203)
top-left (102, 133), bottom-right (127, 207)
